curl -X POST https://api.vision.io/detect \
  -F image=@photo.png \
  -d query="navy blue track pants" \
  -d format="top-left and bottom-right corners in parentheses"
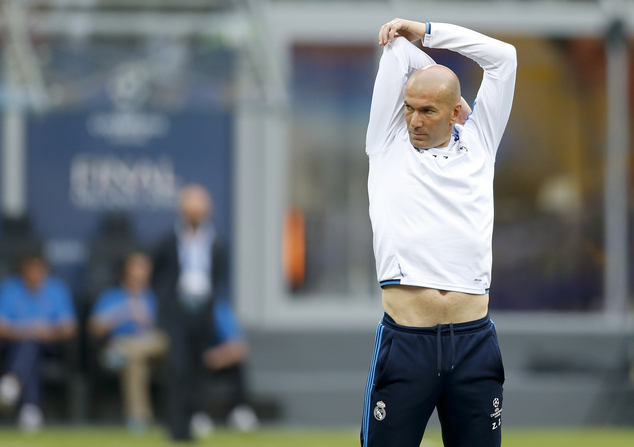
top-left (361, 313), bottom-right (505, 447)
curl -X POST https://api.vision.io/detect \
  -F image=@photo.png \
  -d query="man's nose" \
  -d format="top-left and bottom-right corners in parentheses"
top-left (411, 111), bottom-right (424, 128)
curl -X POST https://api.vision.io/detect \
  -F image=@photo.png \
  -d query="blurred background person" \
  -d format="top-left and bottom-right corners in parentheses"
top-left (153, 184), bottom-right (229, 441)
top-left (0, 251), bottom-right (77, 432)
top-left (88, 250), bottom-right (168, 433)
top-left (203, 297), bottom-right (259, 432)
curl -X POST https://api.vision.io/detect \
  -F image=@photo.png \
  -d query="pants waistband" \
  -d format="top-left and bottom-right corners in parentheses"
top-left (381, 312), bottom-right (491, 376)
top-left (381, 312), bottom-right (490, 335)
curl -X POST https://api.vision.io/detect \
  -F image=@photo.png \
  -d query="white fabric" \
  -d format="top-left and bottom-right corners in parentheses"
top-left (176, 223), bottom-right (215, 306)
top-left (366, 23), bottom-right (517, 294)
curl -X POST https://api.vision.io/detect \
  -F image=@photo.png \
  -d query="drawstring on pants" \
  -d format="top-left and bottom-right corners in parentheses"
top-left (437, 323), bottom-right (456, 376)
top-left (436, 324), bottom-right (441, 376)
top-left (450, 323), bottom-right (455, 370)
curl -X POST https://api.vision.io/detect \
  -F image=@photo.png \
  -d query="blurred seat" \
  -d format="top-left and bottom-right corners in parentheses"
top-left (80, 214), bottom-right (152, 423)
top-left (0, 217), bottom-right (80, 424)
top-left (84, 214), bottom-right (142, 303)
top-left (0, 215), bottom-right (42, 281)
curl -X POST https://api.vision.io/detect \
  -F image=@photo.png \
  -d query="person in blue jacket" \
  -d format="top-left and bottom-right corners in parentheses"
top-left (89, 250), bottom-right (168, 432)
top-left (0, 251), bottom-right (77, 431)
top-left (203, 298), bottom-right (258, 431)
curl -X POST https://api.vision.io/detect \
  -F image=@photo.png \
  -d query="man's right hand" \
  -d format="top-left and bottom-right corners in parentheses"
top-left (379, 18), bottom-right (427, 46)
top-left (458, 97), bottom-right (472, 125)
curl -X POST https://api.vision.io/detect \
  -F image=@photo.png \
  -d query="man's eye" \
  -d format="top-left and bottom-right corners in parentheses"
top-left (405, 104), bottom-right (413, 111)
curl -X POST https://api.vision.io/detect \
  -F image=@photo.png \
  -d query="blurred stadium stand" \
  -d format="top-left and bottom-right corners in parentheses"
top-left (83, 214), bottom-right (142, 305)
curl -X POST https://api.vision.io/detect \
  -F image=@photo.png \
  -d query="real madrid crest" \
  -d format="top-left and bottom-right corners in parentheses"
top-left (373, 401), bottom-right (386, 421)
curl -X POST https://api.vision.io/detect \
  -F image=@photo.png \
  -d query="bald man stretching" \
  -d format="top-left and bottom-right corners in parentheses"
top-left (362, 19), bottom-right (516, 447)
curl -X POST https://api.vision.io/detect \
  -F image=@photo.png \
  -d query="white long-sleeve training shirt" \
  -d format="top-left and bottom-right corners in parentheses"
top-left (366, 23), bottom-right (517, 294)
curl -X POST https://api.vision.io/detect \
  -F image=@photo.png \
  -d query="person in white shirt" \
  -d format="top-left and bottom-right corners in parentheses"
top-left (362, 19), bottom-right (516, 447)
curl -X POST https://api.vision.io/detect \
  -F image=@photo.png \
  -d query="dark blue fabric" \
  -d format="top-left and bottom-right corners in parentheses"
top-left (7, 341), bottom-right (43, 406)
top-left (361, 313), bottom-right (504, 447)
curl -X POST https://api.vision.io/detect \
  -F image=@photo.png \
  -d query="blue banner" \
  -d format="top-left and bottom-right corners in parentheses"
top-left (27, 110), bottom-right (232, 287)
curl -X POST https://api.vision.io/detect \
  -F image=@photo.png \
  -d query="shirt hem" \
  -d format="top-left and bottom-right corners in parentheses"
top-left (380, 278), bottom-right (488, 295)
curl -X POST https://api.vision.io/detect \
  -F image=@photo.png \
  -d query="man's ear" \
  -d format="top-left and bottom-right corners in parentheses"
top-left (457, 97), bottom-right (471, 125)
top-left (450, 103), bottom-right (462, 124)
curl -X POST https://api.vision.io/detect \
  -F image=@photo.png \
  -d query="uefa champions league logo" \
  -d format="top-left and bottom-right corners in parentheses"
top-left (490, 398), bottom-right (502, 430)
top-left (72, 62), bottom-right (178, 211)
top-left (87, 62), bottom-right (170, 146)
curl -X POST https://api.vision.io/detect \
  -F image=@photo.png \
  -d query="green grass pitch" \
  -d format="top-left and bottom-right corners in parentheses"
top-left (0, 427), bottom-right (633, 446)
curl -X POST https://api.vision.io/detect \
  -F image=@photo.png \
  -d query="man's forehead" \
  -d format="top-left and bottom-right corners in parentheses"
top-left (404, 89), bottom-right (444, 107)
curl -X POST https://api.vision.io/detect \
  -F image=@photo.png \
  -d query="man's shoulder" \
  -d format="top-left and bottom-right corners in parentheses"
top-left (40, 278), bottom-right (75, 312)
top-left (43, 277), bottom-right (71, 295)
top-left (0, 276), bottom-right (22, 291)
top-left (91, 288), bottom-right (126, 316)
top-left (0, 277), bottom-right (23, 302)
top-left (96, 286), bottom-right (126, 304)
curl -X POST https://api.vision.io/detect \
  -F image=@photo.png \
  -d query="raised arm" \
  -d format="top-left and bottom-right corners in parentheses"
top-left (422, 22), bottom-right (517, 155)
top-left (365, 32), bottom-right (435, 155)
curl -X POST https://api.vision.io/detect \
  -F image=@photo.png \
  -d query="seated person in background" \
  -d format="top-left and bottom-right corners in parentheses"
top-left (203, 298), bottom-right (259, 432)
top-left (0, 251), bottom-right (77, 432)
top-left (88, 251), bottom-right (168, 432)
